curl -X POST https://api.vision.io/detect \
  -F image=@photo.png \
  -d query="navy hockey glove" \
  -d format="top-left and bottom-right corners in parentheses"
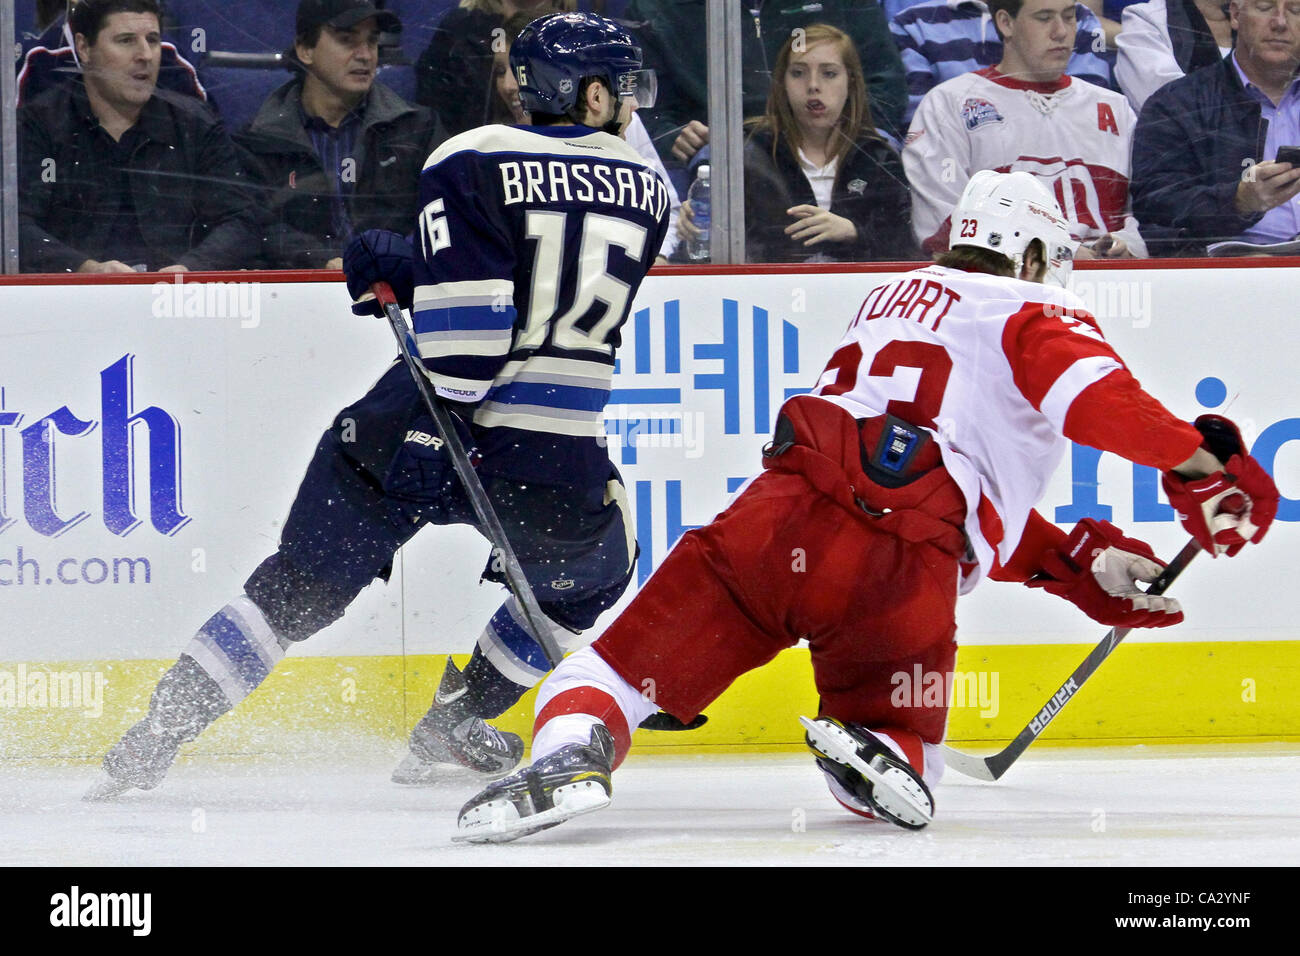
top-left (344, 229), bottom-right (414, 316)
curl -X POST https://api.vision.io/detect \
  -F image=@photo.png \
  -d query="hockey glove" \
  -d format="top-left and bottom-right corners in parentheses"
top-left (344, 229), bottom-right (414, 316)
top-left (1026, 518), bottom-right (1184, 628)
top-left (1161, 415), bottom-right (1278, 557)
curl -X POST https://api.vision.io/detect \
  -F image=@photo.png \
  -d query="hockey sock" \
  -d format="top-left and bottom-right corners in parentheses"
top-left (145, 654), bottom-right (232, 741)
top-left (532, 647), bottom-right (658, 768)
top-left (181, 595), bottom-right (287, 707)
top-left (863, 726), bottom-right (945, 790)
top-left (474, 597), bottom-right (565, 689)
top-left (461, 647), bottom-right (531, 719)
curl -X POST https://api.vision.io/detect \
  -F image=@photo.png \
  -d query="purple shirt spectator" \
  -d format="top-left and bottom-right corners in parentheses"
top-left (1232, 53), bottom-right (1300, 243)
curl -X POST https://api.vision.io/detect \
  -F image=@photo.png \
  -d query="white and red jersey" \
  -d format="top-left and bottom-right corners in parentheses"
top-left (903, 67), bottom-right (1144, 254)
top-left (805, 265), bottom-right (1199, 592)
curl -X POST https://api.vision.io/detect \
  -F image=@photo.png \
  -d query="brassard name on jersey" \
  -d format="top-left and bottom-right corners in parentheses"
top-left (499, 159), bottom-right (670, 220)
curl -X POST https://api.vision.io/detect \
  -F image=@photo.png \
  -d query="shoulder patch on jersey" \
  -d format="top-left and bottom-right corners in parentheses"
top-left (904, 128), bottom-right (925, 146)
top-left (961, 97), bottom-right (1004, 131)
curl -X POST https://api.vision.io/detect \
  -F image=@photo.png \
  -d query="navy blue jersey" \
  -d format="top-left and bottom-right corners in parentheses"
top-left (411, 123), bottom-right (671, 485)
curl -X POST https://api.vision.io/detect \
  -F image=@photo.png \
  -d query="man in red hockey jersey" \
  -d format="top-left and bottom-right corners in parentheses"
top-left (455, 170), bottom-right (1280, 842)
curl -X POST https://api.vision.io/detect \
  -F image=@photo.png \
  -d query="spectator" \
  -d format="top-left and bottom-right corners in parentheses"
top-left (728, 24), bottom-right (917, 262)
top-left (904, 0), bottom-right (1144, 257)
top-left (18, 0), bottom-right (258, 273)
top-left (485, 10), bottom-right (543, 125)
top-left (890, 0), bottom-right (1110, 126)
top-left (1115, 0), bottom-right (1233, 112)
top-left (235, 0), bottom-right (444, 270)
top-left (416, 0), bottom-right (575, 138)
top-left (17, 0), bottom-right (208, 107)
top-left (888, 0), bottom-right (1123, 47)
top-left (626, 0), bottom-right (908, 168)
top-left (1130, 0), bottom-right (1300, 254)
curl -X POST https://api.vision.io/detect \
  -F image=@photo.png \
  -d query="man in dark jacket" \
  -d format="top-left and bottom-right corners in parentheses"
top-left (236, 0), bottom-right (444, 269)
top-left (626, 0), bottom-right (908, 165)
top-left (1130, 0), bottom-right (1300, 255)
top-left (18, 0), bottom-right (258, 273)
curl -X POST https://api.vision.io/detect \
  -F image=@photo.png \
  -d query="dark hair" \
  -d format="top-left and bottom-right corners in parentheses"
top-left (936, 238), bottom-right (1044, 278)
top-left (986, 0), bottom-right (1024, 40)
top-left (69, 0), bottom-right (161, 46)
top-left (530, 76), bottom-right (609, 126)
top-left (296, 22), bottom-right (324, 49)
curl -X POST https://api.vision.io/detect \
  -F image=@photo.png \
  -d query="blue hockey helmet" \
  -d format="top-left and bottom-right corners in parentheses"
top-left (510, 12), bottom-right (655, 118)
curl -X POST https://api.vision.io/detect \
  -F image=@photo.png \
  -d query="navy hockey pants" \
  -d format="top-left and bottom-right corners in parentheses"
top-left (241, 364), bottom-right (636, 648)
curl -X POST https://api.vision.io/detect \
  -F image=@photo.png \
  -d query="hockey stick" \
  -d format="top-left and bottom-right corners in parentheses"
top-left (942, 538), bottom-right (1201, 781)
top-left (371, 282), bottom-right (567, 668)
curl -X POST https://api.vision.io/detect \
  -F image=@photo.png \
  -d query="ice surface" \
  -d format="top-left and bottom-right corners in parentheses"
top-left (3, 745), bottom-right (1297, 866)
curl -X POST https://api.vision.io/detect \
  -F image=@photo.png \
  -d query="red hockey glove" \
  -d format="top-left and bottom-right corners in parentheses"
top-left (1026, 518), bottom-right (1184, 628)
top-left (1161, 415), bottom-right (1279, 557)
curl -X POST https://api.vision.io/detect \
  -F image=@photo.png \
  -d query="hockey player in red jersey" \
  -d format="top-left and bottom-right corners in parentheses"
top-left (455, 170), bottom-right (1280, 842)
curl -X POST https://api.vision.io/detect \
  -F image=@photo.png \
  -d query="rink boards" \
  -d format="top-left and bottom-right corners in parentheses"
top-left (0, 264), bottom-right (1296, 756)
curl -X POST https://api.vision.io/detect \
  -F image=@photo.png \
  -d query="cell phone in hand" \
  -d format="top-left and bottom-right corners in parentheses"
top-left (1275, 146), bottom-right (1300, 166)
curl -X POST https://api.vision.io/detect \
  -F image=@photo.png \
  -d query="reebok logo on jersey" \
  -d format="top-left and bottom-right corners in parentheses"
top-left (405, 430), bottom-right (444, 450)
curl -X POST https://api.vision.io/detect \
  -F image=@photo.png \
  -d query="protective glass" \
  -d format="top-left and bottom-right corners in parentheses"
top-left (617, 69), bottom-right (657, 109)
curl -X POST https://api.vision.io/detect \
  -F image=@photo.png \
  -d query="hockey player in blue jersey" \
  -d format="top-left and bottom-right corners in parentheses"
top-left (88, 12), bottom-right (669, 798)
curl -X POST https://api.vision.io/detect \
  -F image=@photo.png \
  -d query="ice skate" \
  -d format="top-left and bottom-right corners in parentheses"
top-left (455, 724), bottom-right (615, 844)
top-left (84, 719), bottom-right (185, 800)
top-left (800, 716), bottom-right (934, 829)
top-left (392, 658), bottom-right (524, 785)
top-left (84, 655), bottom-right (229, 801)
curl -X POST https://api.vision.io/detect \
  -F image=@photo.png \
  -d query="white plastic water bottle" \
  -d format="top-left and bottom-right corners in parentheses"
top-left (687, 164), bottom-right (711, 261)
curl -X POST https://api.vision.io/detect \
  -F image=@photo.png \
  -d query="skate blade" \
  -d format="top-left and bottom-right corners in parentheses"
top-left (453, 781), bottom-right (611, 844)
top-left (392, 753), bottom-right (517, 786)
top-left (799, 716), bottom-right (933, 828)
top-left (83, 772), bottom-right (135, 802)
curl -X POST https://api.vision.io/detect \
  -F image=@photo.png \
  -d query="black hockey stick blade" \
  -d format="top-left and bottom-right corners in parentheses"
top-left (638, 712), bottom-right (709, 731)
top-left (372, 282), bottom-right (567, 668)
top-left (942, 538), bottom-right (1201, 781)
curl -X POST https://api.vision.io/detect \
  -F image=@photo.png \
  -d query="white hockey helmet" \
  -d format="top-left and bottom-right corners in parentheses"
top-left (948, 170), bottom-right (1079, 286)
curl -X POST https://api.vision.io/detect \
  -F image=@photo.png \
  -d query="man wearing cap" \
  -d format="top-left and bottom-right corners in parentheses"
top-left (236, 0), bottom-right (444, 269)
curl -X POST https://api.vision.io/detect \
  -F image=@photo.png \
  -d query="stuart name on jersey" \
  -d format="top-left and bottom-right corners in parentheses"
top-left (499, 159), bottom-right (670, 221)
